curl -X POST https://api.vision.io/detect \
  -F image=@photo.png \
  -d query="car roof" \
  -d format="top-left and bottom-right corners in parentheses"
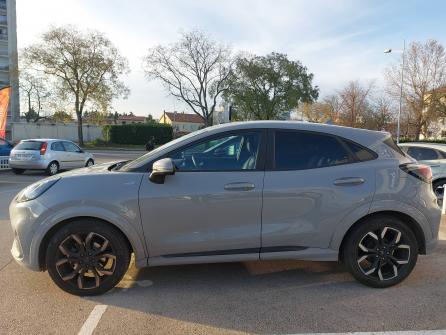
top-left (399, 142), bottom-right (446, 152)
top-left (204, 121), bottom-right (389, 145)
top-left (20, 139), bottom-right (72, 143)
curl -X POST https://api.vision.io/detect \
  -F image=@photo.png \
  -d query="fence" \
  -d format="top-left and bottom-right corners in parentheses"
top-left (0, 156), bottom-right (9, 170)
top-left (11, 122), bottom-right (103, 143)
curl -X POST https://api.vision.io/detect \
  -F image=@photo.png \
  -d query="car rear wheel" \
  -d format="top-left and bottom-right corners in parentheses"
top-left (86, 159), bottom-right (94, 167)
top-left (432, 179), bottom-right (446, 205)
top-left (46, 219), bottom-right (131, 296)
top-left (46, 161), bottom-right (59, 176)
top-left (343, 215), bottom-right (418, 288)
top-left (12, 168), bottom-right (25, 175)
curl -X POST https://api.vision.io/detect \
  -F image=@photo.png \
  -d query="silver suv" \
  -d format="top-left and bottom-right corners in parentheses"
top-left (9, 122), bottom-right (441, 295)
top-left (9, 139), bottom-right (94, 175)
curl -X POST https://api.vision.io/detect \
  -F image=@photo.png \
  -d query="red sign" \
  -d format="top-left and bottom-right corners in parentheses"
top-left (0, 86), bottom-right (11, 139)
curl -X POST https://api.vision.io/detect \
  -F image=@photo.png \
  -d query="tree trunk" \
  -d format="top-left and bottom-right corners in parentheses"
top-left (77, 111), bottom-right (84, 146)
top-left (75, 97), bottom-right (84, 146)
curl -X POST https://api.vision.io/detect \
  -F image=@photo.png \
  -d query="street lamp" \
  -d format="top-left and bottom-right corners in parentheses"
top-left (384, 40), bottom-right (406, 144)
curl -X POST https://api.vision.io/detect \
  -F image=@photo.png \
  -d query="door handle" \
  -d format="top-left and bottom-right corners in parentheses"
top-left (224, 182), bottom-right (255, 191)
top-left (333, 177), bottom-right (365, 186)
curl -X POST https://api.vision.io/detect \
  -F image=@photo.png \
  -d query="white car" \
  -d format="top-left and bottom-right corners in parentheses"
top-left (9, 139), bottom-right (94, 175)
top-left (399, 142), bottom-right (446, 200)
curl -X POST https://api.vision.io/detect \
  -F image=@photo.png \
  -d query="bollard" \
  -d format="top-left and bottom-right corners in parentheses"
top-left (443, 184), bottom-right (446, 215)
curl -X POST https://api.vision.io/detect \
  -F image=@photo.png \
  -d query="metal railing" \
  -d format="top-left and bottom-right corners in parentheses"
top-left (0, 155), bottom-right (9, 170)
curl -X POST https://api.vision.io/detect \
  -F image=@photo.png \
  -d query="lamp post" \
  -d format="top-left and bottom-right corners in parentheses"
top-left (384, 40), bottom-right (406, 144)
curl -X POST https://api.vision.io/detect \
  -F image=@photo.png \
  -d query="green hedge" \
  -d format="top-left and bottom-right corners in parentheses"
top-left (103, 124), bottom-right (173, 145)
top-left (399, 138), bottom-right (446, 144)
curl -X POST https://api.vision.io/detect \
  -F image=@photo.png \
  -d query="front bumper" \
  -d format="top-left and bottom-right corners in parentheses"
top-left (9, 197), bottom-right (49, 271)
top-left (9, 158), bottom-right (49, 170)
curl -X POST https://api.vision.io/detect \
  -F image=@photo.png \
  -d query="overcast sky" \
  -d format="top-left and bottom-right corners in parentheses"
top-left (16, 0), bottom-right (446, 118)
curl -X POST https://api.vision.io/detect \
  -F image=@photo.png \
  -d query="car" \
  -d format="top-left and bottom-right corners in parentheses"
top-left (9, 121), bottom-right (441, 296)
top-left (0, 137), bottom-right (13, 156)
top-left (8, 139), bottom-right (94, 175)
top-left (399, 142), bottom-right (446, 202)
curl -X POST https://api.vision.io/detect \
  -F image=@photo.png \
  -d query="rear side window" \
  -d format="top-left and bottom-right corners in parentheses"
top-left (51, 142), bottom-right (65, 151)
top-left (343, 140), bottom-right (377, 162)
top-left (383, 137), bottom-right (405, 156)
top-left (274, 131), bottom-right (351, 170)
top-left (14, 141), bottom-right (43, 151)
top-left (407, 147), bottom-right (440, 161)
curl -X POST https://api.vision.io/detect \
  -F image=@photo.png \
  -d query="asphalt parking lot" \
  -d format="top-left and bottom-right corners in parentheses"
top-left (1, 150), bottom-right (446, 335)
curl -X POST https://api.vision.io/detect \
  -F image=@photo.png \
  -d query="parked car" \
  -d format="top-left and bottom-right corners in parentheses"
top-left (10, 122), bottom-right (440, 295)
top-left (9, 139), bottom-right (94, 175)
top-left (0, 137), bottom-right (13, 156)
top-left (399, 142), bottom-right (446, 201)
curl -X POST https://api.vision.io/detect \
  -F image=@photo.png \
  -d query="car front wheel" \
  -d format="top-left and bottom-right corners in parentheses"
top-left (343, 215), bottom-right (418, 288)
top-left (46, 220), bottom-right (131, 296)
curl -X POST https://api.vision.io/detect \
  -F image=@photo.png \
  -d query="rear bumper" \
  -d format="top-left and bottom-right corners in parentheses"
top-left (9, 159), bottom-right (48, 170)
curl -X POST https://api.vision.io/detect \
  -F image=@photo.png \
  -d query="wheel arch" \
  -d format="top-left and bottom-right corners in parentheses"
top-left (338, 210), bottom-right (426, 262)
top-left (38, 216), bottom-right (133, 271)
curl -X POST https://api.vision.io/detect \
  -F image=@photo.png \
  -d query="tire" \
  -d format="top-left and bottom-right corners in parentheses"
top-left (432, 179), bottom-right (446, 205)
top-left (46, 161), bottom-right (59, 176)
top-left (12, 168), bottom-right (25, 175)
top-left (343, 215), bottom-right (418, 288)
top-left (46, 219), bottom-right (131, 296)
top-left (85, 159), bottom-right (94, 167)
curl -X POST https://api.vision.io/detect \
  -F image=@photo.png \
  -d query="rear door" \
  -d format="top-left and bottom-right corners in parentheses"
top-left (261, 130), bottom-right (376, 258)
top-left (11, 140), bottom-right (42, 161)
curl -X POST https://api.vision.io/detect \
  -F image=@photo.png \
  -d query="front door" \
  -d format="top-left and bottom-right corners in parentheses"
top-left (138, 130), bottom-right (266, 261)
top-left (62, 141), bottom-right (85, 168)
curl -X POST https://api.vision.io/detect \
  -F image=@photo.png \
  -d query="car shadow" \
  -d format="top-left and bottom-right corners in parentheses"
top-left (86, 259), bottom-right (380, 334)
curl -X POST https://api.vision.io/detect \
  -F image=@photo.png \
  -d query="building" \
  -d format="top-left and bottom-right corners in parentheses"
top-left (1, 0), bottom-right (18, 140)
top-left (159, 111), bottom-right (204, 135)
top-left (116, 115), bottom-right (146, 125)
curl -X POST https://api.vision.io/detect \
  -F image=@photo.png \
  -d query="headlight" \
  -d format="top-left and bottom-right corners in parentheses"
top-left (17, 177), bottom-right (60, 203)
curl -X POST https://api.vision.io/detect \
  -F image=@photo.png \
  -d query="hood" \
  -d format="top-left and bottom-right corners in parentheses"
top-left (57, 160), bottom-right (126, 178)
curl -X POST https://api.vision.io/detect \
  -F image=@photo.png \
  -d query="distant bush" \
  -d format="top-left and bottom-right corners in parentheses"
top-left (103, 123), bottom-right (173, 145)
top-left (90, 138), bottom-right (108, 146)
top-left (399, 138), bottom-right (446, 144)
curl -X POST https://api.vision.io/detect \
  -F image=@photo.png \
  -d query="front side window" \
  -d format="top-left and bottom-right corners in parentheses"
top-left (63, 142), bottom-right (81, 153)
top-left (407, 147), bottom-right (439, 161)
top-left (169, 132), bottom-right (261, 171)
top-left (274, 131), bottom-right (351, 170)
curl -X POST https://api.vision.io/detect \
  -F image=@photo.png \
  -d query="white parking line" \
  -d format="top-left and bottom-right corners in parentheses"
top-left (289, 331), bottom-right (446, 335)
top-left (78, 304), bottom-right (108, 335)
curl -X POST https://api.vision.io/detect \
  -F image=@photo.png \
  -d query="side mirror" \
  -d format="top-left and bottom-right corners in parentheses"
top-left (149, 158), bottom-right (175, 184)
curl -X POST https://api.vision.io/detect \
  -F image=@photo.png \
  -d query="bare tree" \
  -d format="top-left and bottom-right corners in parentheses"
top-left (297, 102), bottom-right (331, 123)
top-left (19, 69), bottom-right (51, 122)
top-left (22, 25), bottom-right (130, 145)
top-left (336, 80), bottom-right (374, 127)
top-left (363, 95), bottom-right (396, 131)
top-left (386, 39), bottom-right (446, 139)
top-left (143, 30), bottom-right (232, 126)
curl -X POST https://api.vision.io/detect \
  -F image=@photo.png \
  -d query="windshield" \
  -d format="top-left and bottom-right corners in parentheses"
top-left (117, 128), bottom-right (210, 171)
top-left (14, 141), bottom-right (44, 151)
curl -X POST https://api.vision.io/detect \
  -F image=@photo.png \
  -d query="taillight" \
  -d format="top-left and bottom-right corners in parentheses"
top-left (399, 163), bottom-right (432, 183)
top-left (40, 142), bottom-right (47, 155)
